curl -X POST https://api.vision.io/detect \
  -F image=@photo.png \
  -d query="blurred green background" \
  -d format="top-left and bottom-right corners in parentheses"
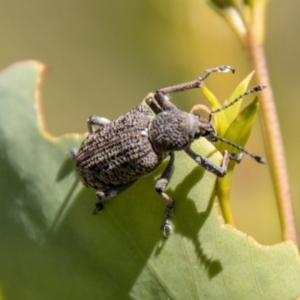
top-left (0, 0), bottom-right (299, 245)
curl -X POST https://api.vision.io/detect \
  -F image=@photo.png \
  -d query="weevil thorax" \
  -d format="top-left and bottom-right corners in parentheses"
top-left (148, 109), bottom-right (215, 154)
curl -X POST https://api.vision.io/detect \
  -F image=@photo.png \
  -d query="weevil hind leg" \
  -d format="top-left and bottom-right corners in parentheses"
top-left (87, 115), bottom-right (111, 133)
top-left (94, 181), bottom-right (136, 214)
top-left (155, 152), bottom-right (175, 238)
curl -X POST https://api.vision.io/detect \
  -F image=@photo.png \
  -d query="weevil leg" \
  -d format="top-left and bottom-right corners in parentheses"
top-left (154, 92), bottom-right (177, 111)
top-left (94, 181), bottom-right (136, 213)
top-left (229, 152), bottom-right (243, 163)
top-left (185, 148), bottom-right (234, 177)
top-left (155, 151), bottom-right (175, 238)
top-left (87, 115), bottom-right (111, 133)
top-left (69, 148), bottom-right (78, 159)
top-left (145, 96), bottom-right (163, 114)
top-left (154, 65), bottom-right (235, 111)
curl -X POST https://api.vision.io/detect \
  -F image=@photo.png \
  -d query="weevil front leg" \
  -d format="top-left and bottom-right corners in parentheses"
top-left (155, 151), bottom-right (175, 238)
top-left (146, 97), bottom-right (163, 114)
top-left (94, 181), bottom-right (136, 213)
top-left (229, 152), bottom-right (243, 163)
top-left (185, 148), bottom-right (239, 177)
top-left (154, 65), bottom-right (235, 111)
top-left (87, 115), bottom-right (110, 133)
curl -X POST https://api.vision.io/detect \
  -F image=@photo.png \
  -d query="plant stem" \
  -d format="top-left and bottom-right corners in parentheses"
top-left (244, 3), bottom-right (298, 247)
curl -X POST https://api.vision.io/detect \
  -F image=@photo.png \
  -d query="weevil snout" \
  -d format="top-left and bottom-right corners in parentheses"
top-left (191, 114), bottom-right (217, 141)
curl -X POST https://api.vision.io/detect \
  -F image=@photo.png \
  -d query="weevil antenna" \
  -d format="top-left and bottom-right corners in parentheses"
top-left (210, 85), bottom-right (266, 116)
top-left (211, 134), bottom-right (266, 164)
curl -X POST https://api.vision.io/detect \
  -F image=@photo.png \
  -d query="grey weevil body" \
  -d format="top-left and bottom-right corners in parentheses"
top-left (72, 65), bottom-right (266, 238)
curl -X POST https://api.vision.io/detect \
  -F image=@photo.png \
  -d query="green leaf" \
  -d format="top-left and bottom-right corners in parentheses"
top-left (202, 71), bottom-right (255, 140)
top-left (0, 61), bottom-right (300, 300)
top-left (216, 98), bottom-right (261, 223)
top-left (223, 70), bottom-right (255, 125)
top-left (220, 97), bottom-right (260, 153)
top-left (202, 85), bottom-right (228, 137)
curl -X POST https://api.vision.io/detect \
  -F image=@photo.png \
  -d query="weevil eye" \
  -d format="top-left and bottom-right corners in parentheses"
top-left (206, 133), bottom-right (218, 142)
top-left (194, 129), bottom-right (202, 139)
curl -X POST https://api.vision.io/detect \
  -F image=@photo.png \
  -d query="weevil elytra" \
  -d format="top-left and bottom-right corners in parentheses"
top-left (71, 65), bottom-right (266, 238)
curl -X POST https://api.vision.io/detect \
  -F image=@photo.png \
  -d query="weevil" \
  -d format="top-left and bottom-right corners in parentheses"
top-left (71, 65), bottom-right (266, 238)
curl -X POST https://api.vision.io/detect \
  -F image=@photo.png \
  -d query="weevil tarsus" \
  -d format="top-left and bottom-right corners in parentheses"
top-left (94, 181), bottom-right (136, 213)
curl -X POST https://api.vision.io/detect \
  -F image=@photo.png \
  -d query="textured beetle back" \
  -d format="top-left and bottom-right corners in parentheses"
top-left (76, 105), bottom-right (166, 190)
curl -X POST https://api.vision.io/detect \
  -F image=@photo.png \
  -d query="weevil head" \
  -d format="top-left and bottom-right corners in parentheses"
top-left (148, 109), bottom-right (215, 154)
